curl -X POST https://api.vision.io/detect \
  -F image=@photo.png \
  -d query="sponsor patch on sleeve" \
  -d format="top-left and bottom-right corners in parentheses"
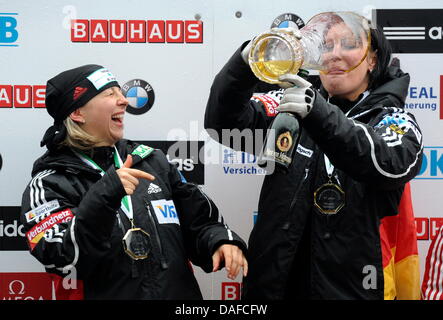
top-left (376, 111), bottom-right (422, 146)
top-left (25, 199), bottom-right (60, 223)
top-left (131, 144), bottom-right (155, 159)
top-left (26, 209), bottom-right (74, 250)
top-left (251, 89), bottom-right (284, 117)
top-left (151, 200), bottom-right (180, 225)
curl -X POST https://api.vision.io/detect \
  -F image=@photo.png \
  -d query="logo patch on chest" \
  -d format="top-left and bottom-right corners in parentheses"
top-left (147, 183), bottom-right (162, 194)
top-left (151, 199), bottom-right (180, 225)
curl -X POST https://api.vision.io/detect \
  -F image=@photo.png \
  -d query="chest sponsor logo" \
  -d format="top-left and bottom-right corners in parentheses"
top-left (151, 199), bottom-right (179, 225)
top-left (147, 183), bottom-right (162, 194)
top-left (296, 144), bottom-right (313, 158)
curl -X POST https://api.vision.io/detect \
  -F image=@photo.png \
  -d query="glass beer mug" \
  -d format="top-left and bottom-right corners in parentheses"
top-left (249, 11), bottom-right (371, 83)
top-left (255, 12), bottom-right (371, 172)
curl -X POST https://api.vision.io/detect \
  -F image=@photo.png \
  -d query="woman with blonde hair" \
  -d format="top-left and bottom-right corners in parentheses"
top-left (21, 64), bottom-right (248, 299)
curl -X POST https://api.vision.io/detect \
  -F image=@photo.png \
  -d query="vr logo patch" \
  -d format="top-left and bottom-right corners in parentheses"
top-left (151, 199), bottom-right (180, 225)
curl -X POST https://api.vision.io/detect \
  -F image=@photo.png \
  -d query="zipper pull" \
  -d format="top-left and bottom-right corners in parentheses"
top-left (304, 168), bottom-right (309, 180)
top-left (146, 204), bottom-right (169, 270)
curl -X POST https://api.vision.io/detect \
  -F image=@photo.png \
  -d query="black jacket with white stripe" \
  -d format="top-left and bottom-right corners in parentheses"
top-left (20, 139), bottom-right (246, 300)
top-left (204, 45), bottom-right (423, 299)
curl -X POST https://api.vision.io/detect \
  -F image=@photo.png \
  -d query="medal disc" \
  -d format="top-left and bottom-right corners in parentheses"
top-left (122, 228), bottom-right (151, 260)
top-left (314, 183), bottom-right (345, 215)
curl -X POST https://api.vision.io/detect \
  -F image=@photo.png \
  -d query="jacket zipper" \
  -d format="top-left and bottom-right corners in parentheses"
top-left (287, 167), bottom-right (310, 215)
top-left (145, 203), bottom-right (168, 269)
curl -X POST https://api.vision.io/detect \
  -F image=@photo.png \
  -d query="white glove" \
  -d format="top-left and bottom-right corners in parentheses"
top-left (275, 74), bottom-right (315, 119)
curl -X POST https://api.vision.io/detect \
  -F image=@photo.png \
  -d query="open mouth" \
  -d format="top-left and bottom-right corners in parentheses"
top-left (111, 113), bottom-right (124, 125)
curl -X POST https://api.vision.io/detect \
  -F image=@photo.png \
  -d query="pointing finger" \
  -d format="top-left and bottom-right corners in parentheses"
top-left (127, 168), bottom-right (155, 181)
top-left (123, 154), bottom-right (133, 168)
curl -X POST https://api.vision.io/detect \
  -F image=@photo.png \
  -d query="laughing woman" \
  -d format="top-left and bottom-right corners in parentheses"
top-left (21, 64), bottom-right (247, 300)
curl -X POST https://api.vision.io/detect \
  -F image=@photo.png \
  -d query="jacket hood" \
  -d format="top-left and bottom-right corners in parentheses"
top-left (367, 58), bottom-right (410, 106)
top-left (32, 147), bottom-right (92, 176)
top-left (31, 139), bottom-right (134, 176)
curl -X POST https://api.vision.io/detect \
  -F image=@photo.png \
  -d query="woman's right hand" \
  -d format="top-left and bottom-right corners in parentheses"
top-left (116, 155), bottom-right (155, 195)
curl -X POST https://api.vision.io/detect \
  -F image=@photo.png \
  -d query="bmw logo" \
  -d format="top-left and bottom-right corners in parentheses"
top-left (271, 13), bottom-right (305, 29)
top-left (122, 79), bottom-right (155, 115)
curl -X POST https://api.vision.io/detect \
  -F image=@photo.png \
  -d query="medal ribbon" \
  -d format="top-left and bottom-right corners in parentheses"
top-left (72, 146), bottom-right (134, 222)
top-left (323, 154), bottom-right (341, 186)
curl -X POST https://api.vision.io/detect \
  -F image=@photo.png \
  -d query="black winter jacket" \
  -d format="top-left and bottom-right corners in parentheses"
top-left (20, 139), bottom-right (246, 299)
top-left (204, 44), bottom-right (423, 299)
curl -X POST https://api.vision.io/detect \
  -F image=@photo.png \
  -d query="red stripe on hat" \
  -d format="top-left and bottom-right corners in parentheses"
top-left (73, 87), bottom-right (88, 101)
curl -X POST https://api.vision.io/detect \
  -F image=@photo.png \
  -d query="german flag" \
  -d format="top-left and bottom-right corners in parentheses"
top-left (379, 182), bottom-right (420, 300)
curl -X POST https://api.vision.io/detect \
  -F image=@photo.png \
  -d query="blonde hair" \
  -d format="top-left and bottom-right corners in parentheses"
top-left (60, 117), bottom-right (101, 150)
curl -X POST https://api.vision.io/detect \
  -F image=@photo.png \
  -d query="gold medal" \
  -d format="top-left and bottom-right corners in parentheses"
top-left (122, 226), bottom-right (151, 260)
top-left (74, 148), bottom-right (153, 260)
top-left (314, 182), bottom-right (345, 215)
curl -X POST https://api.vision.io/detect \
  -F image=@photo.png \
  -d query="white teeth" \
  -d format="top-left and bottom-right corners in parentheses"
top-left (112, 114), bottom-right (124, 120)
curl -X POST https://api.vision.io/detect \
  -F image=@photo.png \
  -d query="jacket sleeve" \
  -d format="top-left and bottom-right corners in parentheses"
top-left (302, 93), bottom-right (424, 189)
top-left (168, 163), bottom-right (247, 273)
top-left (20, 167), bottom-right (126, 279)
top-left (204, 42), bottom-right (280, 154)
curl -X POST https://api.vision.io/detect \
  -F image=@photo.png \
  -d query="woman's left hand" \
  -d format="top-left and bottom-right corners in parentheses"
top-left (276, 74), bottom-right (315, 119)
top-left (212, 244), bottom-right (248, 280)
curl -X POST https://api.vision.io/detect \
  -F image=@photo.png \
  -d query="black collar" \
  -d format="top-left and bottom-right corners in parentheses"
top-left (329, 93), bottom-right (365, 115)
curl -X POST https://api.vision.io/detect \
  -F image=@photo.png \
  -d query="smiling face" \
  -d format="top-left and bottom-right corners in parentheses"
top-left (69, 86), bottom-right (129, 146)
top-left (319, 22), bottom-right (376, 101)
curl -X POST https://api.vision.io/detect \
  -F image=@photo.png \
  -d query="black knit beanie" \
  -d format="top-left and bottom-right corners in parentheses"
top-left (41, 64), bottom-right (120, 149)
